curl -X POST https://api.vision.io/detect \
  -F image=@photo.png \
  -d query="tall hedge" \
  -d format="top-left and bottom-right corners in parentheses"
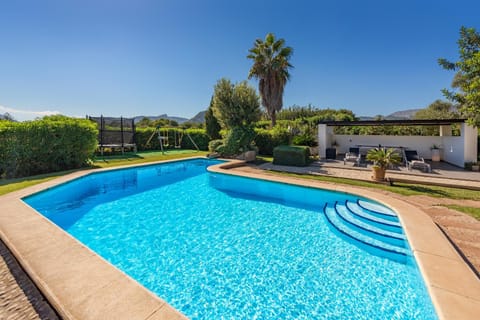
top-left (135, 127), bottom-right (209, 151)
top-left (253, 128), bottom-right (290, 155)
top-left (0, 117), bottom-right (98, 178)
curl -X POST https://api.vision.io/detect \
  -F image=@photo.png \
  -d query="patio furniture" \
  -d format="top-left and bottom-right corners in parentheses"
top-left (326, 147), bottom-right (337, 159)
top-left (403, 150), bottom-right (431, 173)
top-left (344, 147), bottom-right (361, 166)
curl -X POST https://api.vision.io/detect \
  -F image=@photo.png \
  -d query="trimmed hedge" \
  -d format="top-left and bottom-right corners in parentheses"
top-left (254, 128), bottom-right (290, 155)
top-left (0, 117), bottom-right (98, 178)
top-left (273, 145), bottom-right (310, 166)
top-left (135, 128), bottom-right (209, 151)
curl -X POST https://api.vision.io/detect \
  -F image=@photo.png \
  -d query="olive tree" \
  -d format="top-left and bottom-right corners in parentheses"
top-left (211, 78), bottom-right (261, 156)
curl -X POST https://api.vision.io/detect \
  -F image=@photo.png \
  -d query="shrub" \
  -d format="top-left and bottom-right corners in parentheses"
top-left (205, 106), bottom-right (221, 139)
top-left (208, 139), bottom-right (224, 152)
top-left (181, 128), bottom-right (209, 151)
top-left (273, 145), bottom-right (310, 167)
top-left (222, 126), bottom-right (256, 157)
top-left (0, 116), bottom-right (98, 178)
top-left (254, 128), bottom-right (290, 155)
top-left (292, 132), bottom-right (317, 147)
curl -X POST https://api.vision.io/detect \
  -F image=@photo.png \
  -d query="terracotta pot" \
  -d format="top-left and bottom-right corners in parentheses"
top-left (431, 148), bottom-right (441, 162)
top-left (372, 166), bottom-right (386, 181)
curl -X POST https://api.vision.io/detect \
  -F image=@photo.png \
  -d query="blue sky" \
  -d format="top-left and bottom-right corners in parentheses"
top-left (0, 0), bottom-right (479, 121)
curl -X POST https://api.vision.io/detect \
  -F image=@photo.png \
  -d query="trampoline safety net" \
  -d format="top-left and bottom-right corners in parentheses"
top-left (88, 115), bottom-right (136, 154)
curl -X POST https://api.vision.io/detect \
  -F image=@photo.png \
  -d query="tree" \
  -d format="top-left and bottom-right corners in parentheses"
top-left (136, 117), bottom-right (153, 128)
top-left (247, 33), bottom-right (293, 127)
top-left (438, 26), bottom-right (480, 127)
top-left (414, 100), bottom-right (457, 120)
top-left (205, 98), bottom-right (221, 139)
top-left (212, 78), bottom-right (261, 128)
top-left (0, 112), bottom-right (16, 121)
top-left (211, 78), bottom-right (261, 156)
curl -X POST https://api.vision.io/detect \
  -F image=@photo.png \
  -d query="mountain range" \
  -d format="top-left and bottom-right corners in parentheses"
top-left (134, 108), bottom-right (421, 124)
top-left (358, 108), bottom-right (422, 121)
top-left (133, 112), bottom-right (205, 124)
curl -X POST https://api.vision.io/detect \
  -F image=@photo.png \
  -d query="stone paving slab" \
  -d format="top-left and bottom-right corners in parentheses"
top-left (0, 240), bottom-right (60, 320)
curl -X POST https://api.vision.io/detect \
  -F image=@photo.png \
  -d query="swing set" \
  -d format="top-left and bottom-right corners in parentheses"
top-left (146, 127), bottom-right (199, 154)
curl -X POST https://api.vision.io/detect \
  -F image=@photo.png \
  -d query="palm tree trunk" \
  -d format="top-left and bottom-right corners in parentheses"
top-left (270, 110), bottom-right (276, 127)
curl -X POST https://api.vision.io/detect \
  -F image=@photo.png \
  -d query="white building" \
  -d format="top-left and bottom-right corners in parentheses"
top-left (317, 119), bottom-right (478, 168)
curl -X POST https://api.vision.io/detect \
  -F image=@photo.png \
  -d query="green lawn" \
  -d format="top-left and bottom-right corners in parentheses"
top-left (92, 149), bottom-right (207, 168)
top-left (0, 150), bottom-right (207, 196)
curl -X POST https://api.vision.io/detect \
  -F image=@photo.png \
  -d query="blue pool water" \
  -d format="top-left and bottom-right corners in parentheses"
top-left (25, 159), bottom-right (437, 319)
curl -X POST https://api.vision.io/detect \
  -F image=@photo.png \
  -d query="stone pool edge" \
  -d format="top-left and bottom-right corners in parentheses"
top-left (0, 157), bottom-right (205, 320)
top-left (0, 156), bottom-right (478, 319)
top-left (208, 161), bottom-right (480, 320)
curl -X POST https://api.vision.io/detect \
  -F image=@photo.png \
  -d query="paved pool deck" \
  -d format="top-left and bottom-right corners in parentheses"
top-left (1, 157), bottom-right (479, 319)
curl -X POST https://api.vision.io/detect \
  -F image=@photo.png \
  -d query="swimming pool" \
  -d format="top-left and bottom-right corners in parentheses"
top-left (24, 159), bottom-right (437, 319)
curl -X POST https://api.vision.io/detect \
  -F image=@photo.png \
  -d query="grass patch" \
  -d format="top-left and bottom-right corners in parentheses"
top-left (441, 205), bottom-right (480, 220)
top-left (0, 170), bottom-right (80, 196)
top-left (268, 171), bottom-right (480, 200)
top-left (0, 150), bottom-right (207, 196)
top-left (92, 150), bottom-right (207, 168)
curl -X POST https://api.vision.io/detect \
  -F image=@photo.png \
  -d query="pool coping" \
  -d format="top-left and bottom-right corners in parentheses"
top-left (1, 157), bottom-right (479, 319)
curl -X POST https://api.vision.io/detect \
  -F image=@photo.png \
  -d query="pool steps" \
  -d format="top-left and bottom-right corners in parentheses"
top-left (323, 201), bottom-right (410, 263)
top-left (345, 201), bottom-right (402, 233)
top-left (357, 200), bottom-right (397, 217)
top-left (335, 203), bottom-right (406, 247)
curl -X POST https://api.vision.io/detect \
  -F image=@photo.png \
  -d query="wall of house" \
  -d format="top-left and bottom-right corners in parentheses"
top-left (318, 123), bottom-right (478, 168)
top-left (462, 123), bottom-right (479, 164)
top-left (441, 136), bottom-right (465, 166)
top-left (332, 135), bottom-right (442, 159)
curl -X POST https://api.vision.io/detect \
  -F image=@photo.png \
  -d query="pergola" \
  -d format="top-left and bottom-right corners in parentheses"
top-left (317, 119), bottom-right (478, 167)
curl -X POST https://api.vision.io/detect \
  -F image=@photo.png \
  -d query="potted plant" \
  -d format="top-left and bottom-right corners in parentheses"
top-left (366, 148), bottom-right (401, 181)
top-left (430, 144), bottom-right (441, 162)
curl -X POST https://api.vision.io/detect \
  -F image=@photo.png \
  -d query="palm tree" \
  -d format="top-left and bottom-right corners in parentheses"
top-left (247, 33), bottom-right (293, 127)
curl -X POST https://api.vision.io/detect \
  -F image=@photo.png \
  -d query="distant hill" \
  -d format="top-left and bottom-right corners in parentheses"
top-left (0, 113), bottom-right (16, 121)
top-left (358, 108), bottom-right (422, 121)
top-left (385, 108), bottom-right (422, 120)
top-left (188, 110), bottom-right (206, 123)
top-left (133, 114), bottom-right (189, 124)
top-left (133, 111), bottom-right (207, 125)
top-left (358, 116), bottom-right (375, 121)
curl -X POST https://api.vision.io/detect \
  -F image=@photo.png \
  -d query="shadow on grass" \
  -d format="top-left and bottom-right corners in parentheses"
top-left (93, 152), bottom-right (144, 162)
top-left (391, 183), bottom-right (451, 197)
top-left (0, 169), bottom-right (82, 186)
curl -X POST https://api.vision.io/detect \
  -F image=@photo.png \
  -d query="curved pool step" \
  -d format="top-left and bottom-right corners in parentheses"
top-left (345, 201), bottom-right (403, 234)
top-left (335, 203), bottom-right (406, 248)
top-left (357, 200), bottom-right (398, 219)
top-left (323, 204), bottom-right (409, 263)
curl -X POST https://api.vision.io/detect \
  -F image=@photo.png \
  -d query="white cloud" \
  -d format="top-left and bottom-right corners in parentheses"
top-left (0, 105), bottom-right (61, 121)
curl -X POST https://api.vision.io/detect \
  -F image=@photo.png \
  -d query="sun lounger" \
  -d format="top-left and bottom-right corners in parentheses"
top-left (344, 147), bottom-right (361, 166)
top-left (403, 150), bottom-right (431, 173)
